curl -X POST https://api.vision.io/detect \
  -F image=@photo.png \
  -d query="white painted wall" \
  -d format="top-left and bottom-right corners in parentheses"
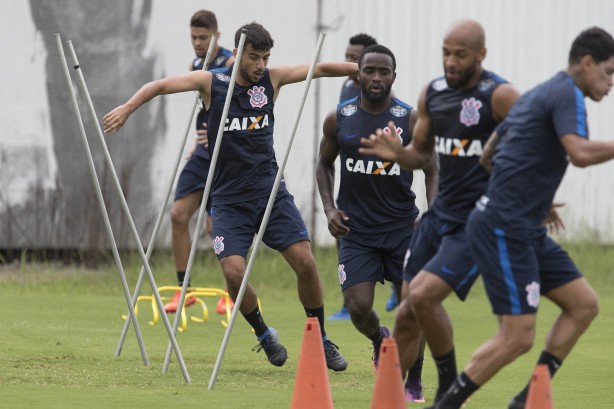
top-left (0, 0), bottom-right (57, 201)
top-left (2, 0), bottom-right (614, 247)
top-left (319, 0), bottom-right (614, 243)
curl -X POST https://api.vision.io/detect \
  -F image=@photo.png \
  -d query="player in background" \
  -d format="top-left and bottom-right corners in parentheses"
top-left (164, 10), bottom-right (235, 314)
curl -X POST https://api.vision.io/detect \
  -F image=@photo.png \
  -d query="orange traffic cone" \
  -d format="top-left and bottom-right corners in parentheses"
top-left (525, 364), bottom-right (554, 409)
top-left (291, 317), bottom-right (334, 409)
top-left (370, 337), bottom-right (405, 409)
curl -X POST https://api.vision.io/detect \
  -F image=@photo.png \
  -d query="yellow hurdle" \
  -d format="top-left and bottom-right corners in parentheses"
top-left (121, 286), bottom-right (260, 332)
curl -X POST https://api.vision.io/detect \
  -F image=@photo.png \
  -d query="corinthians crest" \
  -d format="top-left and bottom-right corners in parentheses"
top-left (459, 97), bottom-right (483, 127)
top-left (213, 236), bottom-right (225, 255)
top-left (338, 264), bottom-right (347, 285)
top-left (248, 86), bottom-right (268, 108)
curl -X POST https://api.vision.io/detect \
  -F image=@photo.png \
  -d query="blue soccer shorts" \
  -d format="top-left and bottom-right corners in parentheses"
top-left (403, 210), bottom-right (479, 301)
top-left (467, 209), bottom-right (582, 315)
top-left (210, 190), bottom-right (309, 259)
top-left (337, 227), bottom-right (412, 291)
top-left (175, 153), bottom-right (211, 204)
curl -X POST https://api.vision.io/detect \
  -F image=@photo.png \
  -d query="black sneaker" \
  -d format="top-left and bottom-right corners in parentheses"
top-left (508, 394), bottom-right (526, 409)
top-left (252, 327), bottom-right (288, 367)
top-left (372, 325), bottom-right (391, 369)
top-left (323, 339), bottom-right (347, 371)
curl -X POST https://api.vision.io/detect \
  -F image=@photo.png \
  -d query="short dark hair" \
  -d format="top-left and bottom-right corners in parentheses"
top-left (569, 27), bottom-right (614, 64)
top-left (190, 10), bottom-right (218, 31)
top-left (235, 22), bottom-right (274, 51)
top-left (349, 33), bottom-right (377, 48)
top-left (358, 44), bottom-right (396, 71)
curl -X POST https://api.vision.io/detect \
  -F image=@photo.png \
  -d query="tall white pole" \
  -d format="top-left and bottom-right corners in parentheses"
top-left (115, 34), bottom-right (218, 357)
top-left (208, 33), bottom-right (326, 390)
top-left (162, 29), bottom-right (248, 373)
top-left (65, 41), bottom-right (191, 383)
top-left (54, 33), bottom-right (149, 366)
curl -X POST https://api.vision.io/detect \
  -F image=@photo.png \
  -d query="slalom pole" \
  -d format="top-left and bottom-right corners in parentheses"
top-left (162, 29), bottom-right (248, 373)
top-left (54, 33), bottom-right (149, 366)
top-left (115, 34), bottom-right (218, 357)
top-left (65, 41), bottom-right (191, 383)
top-left (208, 33), bottom-right (326, 390)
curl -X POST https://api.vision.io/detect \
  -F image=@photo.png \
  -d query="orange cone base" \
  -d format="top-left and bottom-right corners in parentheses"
top-left (370, 338), bottom-right (405, 409)
top-left (291, 317), bottom-right (333, 409)
top-left (526, 364), bottom-right (554, 409)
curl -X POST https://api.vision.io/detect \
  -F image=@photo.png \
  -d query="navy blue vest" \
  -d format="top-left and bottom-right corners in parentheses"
top-left (426, 70), bottom-right (508, 223)
top-left (336, 96), bottom-right (419, 233)
top-left (207, 68), bottom-right (281, 204)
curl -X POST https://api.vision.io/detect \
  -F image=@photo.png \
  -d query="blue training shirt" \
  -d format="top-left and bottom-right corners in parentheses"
top-left (207, 67), bottom-right (282, 204)
top-left (479, 71), bottom-right (588, 234)
top-left (336, 96), bottom-right (419, 233)
top-left (427, 70), bottom-right (509, 223)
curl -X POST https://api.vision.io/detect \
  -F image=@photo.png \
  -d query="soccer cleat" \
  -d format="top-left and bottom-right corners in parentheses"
top-left (323, 339), bottom-right (348, 371)
top-left (372, 325), bottom-right (391, 369)
top-left (163, 290), bottom-right (196, 313)
top-left (216, 295), bottom-right (234, 315)
top-left (326, 306), bottom-right (351, 320)
top-left (405, 378), bottom-right (426, 403)
top-left (385, 290), bottom-right (398, 312)
top-left (507, 394), bottom-right (526, 409)
top-left (252, 327), bottom-right (288, 367)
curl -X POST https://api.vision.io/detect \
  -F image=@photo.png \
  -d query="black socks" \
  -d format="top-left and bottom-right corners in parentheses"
top-left (176, 270), bottom-right (190, 287)
top-left (514, 350), bottom-right (562, 403)
top-left (437, 371), bottom-right (479, 408)
top-left (433, 348), bottom-right (458, 401)
top-left (242, 306), bottom-right (268, 337)
top-left (304, 306), bottom-right (326, 338)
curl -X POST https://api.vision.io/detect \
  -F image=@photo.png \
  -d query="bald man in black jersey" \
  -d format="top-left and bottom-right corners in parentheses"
top-left (361, 19), bottom-right (519, 404)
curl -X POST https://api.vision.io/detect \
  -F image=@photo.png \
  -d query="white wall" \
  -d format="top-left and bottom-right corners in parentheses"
top-left (0, 0), bottom-right (57, 201)
top-left (2, 0), bottom-right (614, 247)
top-left (318, 0), bottom-right (614, 243)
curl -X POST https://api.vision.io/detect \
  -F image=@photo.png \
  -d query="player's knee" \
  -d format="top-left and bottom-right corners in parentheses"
top-left (501, 328), bottom-right (534, 357)
top-left (292, 253), bottom-right (317, 277)
top-left (574, 297), bottom-right (599, 326)
top-left (408, 286), bottom-right (434, 314)
top-left (396, 297), bottom-right (415, 320)
top-left (221, 265), bottom-right (245, 288)
top-left (394, 302), bottom-right (419, 336)
top-left (170, 204), bottom-right (190, 226)
top-left (587, 299), bottom-right (599, 321)
top-left (515, 336), bottom-right (534, 356)
top-left (346, 298), bottom-right (371, 319)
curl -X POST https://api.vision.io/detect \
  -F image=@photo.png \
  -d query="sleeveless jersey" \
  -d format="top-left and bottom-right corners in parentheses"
top-left (192, 47), bottom-right (234, 72)
top-left (426, 70), bottom-right (508, 223)
top-left (336, 96), bottom-right (419, 234)
top-left (192, 46), bottom-right (234, 160)
top-left (207, 67), bottom-right (280, 204)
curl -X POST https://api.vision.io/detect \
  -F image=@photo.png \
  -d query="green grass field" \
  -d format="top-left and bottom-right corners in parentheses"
top-left (1, 244), bottom-right (613, 408)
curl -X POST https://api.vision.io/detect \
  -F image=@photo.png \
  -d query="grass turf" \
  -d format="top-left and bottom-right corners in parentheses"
top-left (0, 244), bottom-right (613, 408)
